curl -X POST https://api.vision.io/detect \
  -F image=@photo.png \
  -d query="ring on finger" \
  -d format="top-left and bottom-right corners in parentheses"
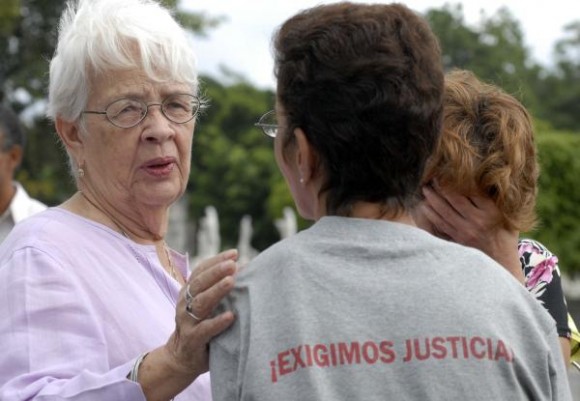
top-left (185, 284), bottom-right (202, 322)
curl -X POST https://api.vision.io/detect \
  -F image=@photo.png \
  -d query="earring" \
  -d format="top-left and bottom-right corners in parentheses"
top-left (78, 168), bottom-right (85, 178)
top-left (299, 177), bottom-right (304, 184)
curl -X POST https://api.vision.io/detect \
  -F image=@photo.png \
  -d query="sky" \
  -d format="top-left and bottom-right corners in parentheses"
top-left (181, 0), bottom-right (575, 90)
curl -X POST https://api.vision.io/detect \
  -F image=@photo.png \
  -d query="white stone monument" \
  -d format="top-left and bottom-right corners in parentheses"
top-left (166, 196), bottom-right (190, 253)
top-left (192, 205), bottom-right (220, 265)
top-left (237, 215), bottom-right (259, 264)
top-left (275, 206), bottom-right (298, 240)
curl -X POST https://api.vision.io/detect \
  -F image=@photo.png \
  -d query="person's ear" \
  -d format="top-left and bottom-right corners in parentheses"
top-left (293, 127), bottom-right (318, 185)
top-left (7, 145), bottom-right (23, 171)
top-left (55, 116), bottom-right (84, 161)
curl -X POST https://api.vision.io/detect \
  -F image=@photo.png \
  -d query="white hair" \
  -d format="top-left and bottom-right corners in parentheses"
top-left (46, 0), bottom-right (200, 122)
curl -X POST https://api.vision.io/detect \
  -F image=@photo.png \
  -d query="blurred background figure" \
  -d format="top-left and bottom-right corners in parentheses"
top-left (0, 104), bottom-right (47, 242)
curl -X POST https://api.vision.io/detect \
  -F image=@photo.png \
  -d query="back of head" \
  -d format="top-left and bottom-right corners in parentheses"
top-left (47, 0), bottom-right (199, 122)
top-left (423, 69), bottom-right (539, 231)
top-left (0, 104), bottom-right (25, 152)
top-left (273, 2), bottom-right (444, 216)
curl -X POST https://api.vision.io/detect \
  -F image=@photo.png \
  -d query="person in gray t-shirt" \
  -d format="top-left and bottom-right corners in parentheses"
top-left (209, 3), bottom-right (572, 400)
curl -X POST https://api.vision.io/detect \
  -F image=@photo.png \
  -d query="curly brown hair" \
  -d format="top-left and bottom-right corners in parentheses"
top-left (423, 69), bottom-right (539, 232)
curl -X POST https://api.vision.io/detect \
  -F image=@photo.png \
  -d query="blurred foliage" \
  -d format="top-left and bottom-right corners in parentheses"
top-left (0, 0), bottom-right (63, 103)
top-left (426, 5), bottom-right (542, 123)
top-left (534, 21), bottom-right (580, 131)
top-left (189, 75), bottom-right (281, 250)
top-left (189, 75), bottom-right (312, 249)
top-left (533, 130), bottom-right (580, 277)
top-left (160, 0), bottom-right (224, 36)
top-left (1, 1), bottom-right (580, 273)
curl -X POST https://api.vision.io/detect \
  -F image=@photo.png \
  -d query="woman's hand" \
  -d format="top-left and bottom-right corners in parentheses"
top-left (171, 249), bottom-right (238, 374)
top-left (137, 249), bottom-right (238, 401)
top-left (419, 184), bottom-right (524, 283)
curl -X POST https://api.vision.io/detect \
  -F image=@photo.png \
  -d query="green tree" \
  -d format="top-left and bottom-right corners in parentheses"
top-left (189, 76), bottom-right (284, 250)
top-left (425, 4), bottom-right (480, 71)
top-left (0, 0), bottom-right (63, 103)
top-left (425, 4), bottom-right (542, 116)
top-left (0, 0), bottom-right (70, 203)
top-left (534, 21), bottom-right (580, 131)
top-left (534, 129), bottom-right (580, 275)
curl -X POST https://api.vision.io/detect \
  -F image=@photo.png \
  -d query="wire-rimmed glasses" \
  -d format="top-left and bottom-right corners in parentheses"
top-left (255, 110), bottom-right (278, 138)
top-left (82, 93), bottom-right (201, 128)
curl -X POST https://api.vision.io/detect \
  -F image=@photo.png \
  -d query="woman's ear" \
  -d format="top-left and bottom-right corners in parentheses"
top-left (293, 127), bottom-right (318, 184)
top-left (7, 145), bottom-right (23, 171)
top-left (55, 116), bottom-right (84, 159)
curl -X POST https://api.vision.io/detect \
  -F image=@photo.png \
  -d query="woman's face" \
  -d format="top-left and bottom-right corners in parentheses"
top-left (79, 68), bottom-right (195, 210)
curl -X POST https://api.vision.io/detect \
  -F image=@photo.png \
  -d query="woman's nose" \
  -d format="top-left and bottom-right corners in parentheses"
top-left (140, 104), bottom-right (175, 141)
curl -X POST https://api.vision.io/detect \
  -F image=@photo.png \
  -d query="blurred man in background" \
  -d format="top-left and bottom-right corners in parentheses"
top-left (0, 104), bottom-right (47, 241)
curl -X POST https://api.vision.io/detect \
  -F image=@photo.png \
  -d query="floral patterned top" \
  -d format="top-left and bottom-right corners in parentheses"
top-left (519, 238), bottom-right (571, 339)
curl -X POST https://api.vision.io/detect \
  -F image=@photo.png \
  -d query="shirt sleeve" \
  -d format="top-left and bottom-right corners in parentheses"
top-left (0, 246), bottom-right (147, 401)
top-left (209, 292), bottom-right (245, 401)
top-left (519, 239), bottom-right (572, 339)
top-left (546, 327), bottom-right (575, 401)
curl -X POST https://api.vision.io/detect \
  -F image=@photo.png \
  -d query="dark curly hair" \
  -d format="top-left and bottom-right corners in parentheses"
top-left (273, 2), bottom-right (444, 217)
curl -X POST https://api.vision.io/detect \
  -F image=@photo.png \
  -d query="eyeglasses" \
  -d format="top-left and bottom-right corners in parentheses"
top-left (82, 93), bottom-right (201, 128)
top-left (255, 110), bottom-right (278, 138)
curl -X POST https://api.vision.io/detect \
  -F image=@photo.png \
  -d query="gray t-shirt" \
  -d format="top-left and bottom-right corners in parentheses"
top-left (210, 216), bottom-right (571, 400)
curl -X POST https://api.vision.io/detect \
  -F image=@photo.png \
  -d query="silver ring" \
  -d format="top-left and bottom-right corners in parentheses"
top-left (185, 284), bottom-right (202, 322)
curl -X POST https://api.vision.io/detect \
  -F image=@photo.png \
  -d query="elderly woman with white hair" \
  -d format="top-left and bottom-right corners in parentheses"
top-left (0, 0), bottom-right (237, 400)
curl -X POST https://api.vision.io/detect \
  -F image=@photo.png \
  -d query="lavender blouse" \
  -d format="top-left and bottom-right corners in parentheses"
top-left (0, 208), bottom-right (211, 400)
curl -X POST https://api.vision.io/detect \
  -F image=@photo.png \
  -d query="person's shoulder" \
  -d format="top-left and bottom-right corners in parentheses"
top-left (234, 224), bottom-right (315, 286)
top-left (518, 237), bottom-right (558, 270)
top-left (238, 234), bottom-right (297, 273)
top-left (2, 208), bottom-right (85, 252)
top-left (518, 238), bottom-right (554, 256)
top-left (426, 235), bottom-right (524, 286)
top-left (421, 230), bottom-right (497, 263)
top-left (11, 181), bottom-right (48, 222)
